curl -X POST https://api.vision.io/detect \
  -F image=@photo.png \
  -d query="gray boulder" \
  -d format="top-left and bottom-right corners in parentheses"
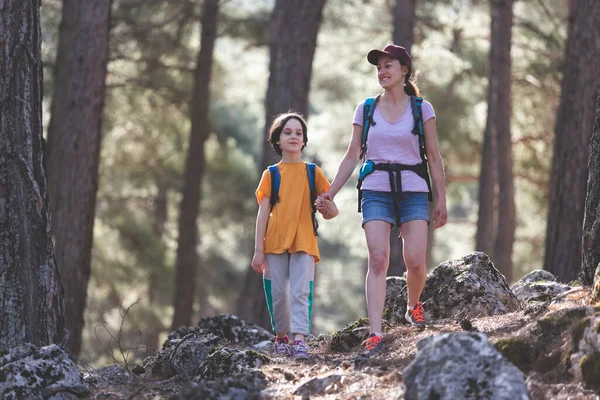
top-left (196, 347), bottom-right (270, 380)
top-left (384, 276), bottom-right (407, 311)
top-left (403, 332), bottom-right (529, 400)
top-left (568, 311), bottom-right (600, 391)
top-left (0, 344), bottom-right (89, 399)
top-left (197, 315), bottom-right (272, 345)
top-left (172, 370), bottom-right (265, 400)
top-left (385, 252), bottom-right (520, 323)
top-left (166, 332), bottom-right (222, 377)
top-left (511, 270), bottom-right (572, 304)
top-left (83, 364), bottom-right (132, 389)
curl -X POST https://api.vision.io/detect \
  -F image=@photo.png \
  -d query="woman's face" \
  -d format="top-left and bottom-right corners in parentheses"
top-left (376, 55), bottom-right (407, 90)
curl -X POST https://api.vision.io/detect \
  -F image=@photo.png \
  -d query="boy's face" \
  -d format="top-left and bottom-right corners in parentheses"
top-left (278, 118), bottom-right (305, 154)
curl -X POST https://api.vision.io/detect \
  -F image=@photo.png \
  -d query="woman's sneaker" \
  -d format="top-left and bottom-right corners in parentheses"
top-left (272, 336), bottom-right (290, 357)
top-left (291, 340), bottom-right (309, 360)
top-left (405, 302), bottom-right (427, 326)
top-left (360, 333), bottom-right (384, 357)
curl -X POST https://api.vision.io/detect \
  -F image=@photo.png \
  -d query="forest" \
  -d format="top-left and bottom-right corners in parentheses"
top-left (1, 0), bottom-right (600, 397)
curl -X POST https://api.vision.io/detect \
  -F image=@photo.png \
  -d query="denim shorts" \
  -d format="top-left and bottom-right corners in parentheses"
top-left (361, 190), bottom-right (430, 229)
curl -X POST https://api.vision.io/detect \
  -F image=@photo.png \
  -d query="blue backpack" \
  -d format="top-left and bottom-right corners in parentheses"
top-left (268, 163), bottom-right (319, 236)
top-left (356, 95), bottom-right (433, 226)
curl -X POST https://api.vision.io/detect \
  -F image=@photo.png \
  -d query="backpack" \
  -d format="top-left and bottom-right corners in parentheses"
top-left (356, 95), bottom-right (433, 226)
top-left (268, 163), bottom-right (319, 236)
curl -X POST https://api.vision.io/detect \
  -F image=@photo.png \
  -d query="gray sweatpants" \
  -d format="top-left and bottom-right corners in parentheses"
top-left (263, 251), bottom-right (315, 336)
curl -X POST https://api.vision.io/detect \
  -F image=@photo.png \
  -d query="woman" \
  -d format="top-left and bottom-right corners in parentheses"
top-left (317, 44), bottom-right (447, 357)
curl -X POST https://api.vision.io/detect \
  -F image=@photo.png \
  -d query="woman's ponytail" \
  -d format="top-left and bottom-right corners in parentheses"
top-left (404, 75), bottom-right (420, 97)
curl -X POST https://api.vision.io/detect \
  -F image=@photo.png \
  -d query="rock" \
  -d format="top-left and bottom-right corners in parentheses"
top-left (293, 373), bottom-right (343, 396)
top-left (514, 269), bottom-right (556, 284)
top-left (164, 326), bottom-right (211, 347)
top-left (328, 318), bottom-right (373, 353)
top-left (403, 332), bottom-right (529, 400)
top-left (172, 370), bottom-right (266, 400)
top-left (494, 337), bottom-right (536, 373)
top-left (569, 311), bottom-right (600, 390)
top-left (197, 347), bottom-right (270, 380)
top-left (522, 300), bottom-right (548, 317)
top-left (83, 364), bottom-right (132, 388)
top-left (384, 276), bottom-right (407, 310)
top-left (168, 333), bottom-right (222, 377)
top-left (511, 270), bottom-right (572, 304)
top-left (197, 315), bottom-right (272, 345)
top-left (250, 340), bottom-right (272, 353)
top-left (592, 263), bottom-right (600, 304)
top-left (387, 252), bottom-right (520, 323)
top-left (0, 344), bottom-right (89, 399)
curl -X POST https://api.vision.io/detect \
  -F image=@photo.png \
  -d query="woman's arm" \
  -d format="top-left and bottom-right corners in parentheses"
top-left (251, 197), bottom-right (271, 273)
top-left (423, 118), bottom-right (448, 228)
top-left (327, 124), bottom-right (363, 199)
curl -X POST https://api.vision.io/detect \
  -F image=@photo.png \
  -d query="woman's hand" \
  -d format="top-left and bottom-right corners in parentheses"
top-left (432, 201), bottom-right (448, 229)
top-left (251, 251), bottom-right (265, 274)
top-left (315, 196), bottom-right (340, 219)
top-left (316, 196), bottom-right (339, 219)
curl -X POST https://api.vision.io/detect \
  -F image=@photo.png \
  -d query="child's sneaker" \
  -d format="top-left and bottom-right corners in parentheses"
top-left (272, 336), bottom-right (290, 357)
top-left (405, 302), bottom-right (427, 326)
top-left (360, 333), bottom-right (384, 357)
top-left (291, 340), bottom-right (309, 360)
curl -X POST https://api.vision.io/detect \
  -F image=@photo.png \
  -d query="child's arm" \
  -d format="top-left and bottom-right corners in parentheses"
top-left (251, 197), bottom-right (270, 273)
top-left (316, 196), bottom-right (339, 220)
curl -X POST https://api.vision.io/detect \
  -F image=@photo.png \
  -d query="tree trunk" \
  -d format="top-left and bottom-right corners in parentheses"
top-left (238, 0), bottom-right (327, 330)
top-left (0, 0), bottom-right (65, 348)
top-left (171, 0), bottom-right (219, 330)
top-left (258, 0), bottom-right (327, 171)
top-left (388, 0), bottom-right (417, 277)
top-left (141, 179), bottom-right (168, 357)
top-left (150, 179), bottom-right (168, 303)
top-left (393, 0), bottom-right (417, 50)
top-left (544, 0), bottom-right (600, 282)
top-left (491, 0), bottom-right (515, 283)
top-left (581, 89), bottom-right (600, 284)
top-left (388, 231), bottom-right (406, 277)
top-left (477, 0), bottom-right (517, 262)
top-left (45, 0), bottom-right (112, 356)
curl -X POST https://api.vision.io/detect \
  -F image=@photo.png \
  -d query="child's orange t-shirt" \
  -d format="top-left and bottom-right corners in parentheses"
top-left (256, 162), bottom-right (331, 263)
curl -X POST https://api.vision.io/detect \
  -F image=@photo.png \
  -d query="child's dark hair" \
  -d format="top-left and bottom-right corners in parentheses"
top-left (268, 112), bottom-right (308, 156)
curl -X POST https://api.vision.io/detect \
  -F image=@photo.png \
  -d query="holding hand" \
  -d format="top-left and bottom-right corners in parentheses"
top-left (315, 194), bottom-right (339, 220)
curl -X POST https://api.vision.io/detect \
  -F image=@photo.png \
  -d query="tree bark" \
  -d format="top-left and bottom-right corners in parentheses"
top-left (491, 0), bottom-right (515, 283)
top-left (0, 0), bottom-right (65, 348)
top-left (581, 89), bottom-right (600, 284)
top-left (258, 0), bottom-right (327, 171)
top-left (388, 0), bottom-right (418, 277)
top-left (476, 127), bottom-right (497, 258)
top-left (393, 0), bottom-right (417, 51)
top-left (544, 0), bottom-right (600, 282)
top-left (171, 0), bottom-right (219, 330)
top-left (45, 0), bottom-right (112, 356)
top-left (238, 0), bottom-right (327, 330)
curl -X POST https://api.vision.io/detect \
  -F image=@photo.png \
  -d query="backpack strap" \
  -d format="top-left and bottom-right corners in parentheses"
top-left (359, 95), bottom-right (380, 160)
top-left (410, 96), bottom-right (433, 202)
top-left (268, 165), bottom-right (280, 212)
top-left (306, 163), bottom-right (319, 236)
